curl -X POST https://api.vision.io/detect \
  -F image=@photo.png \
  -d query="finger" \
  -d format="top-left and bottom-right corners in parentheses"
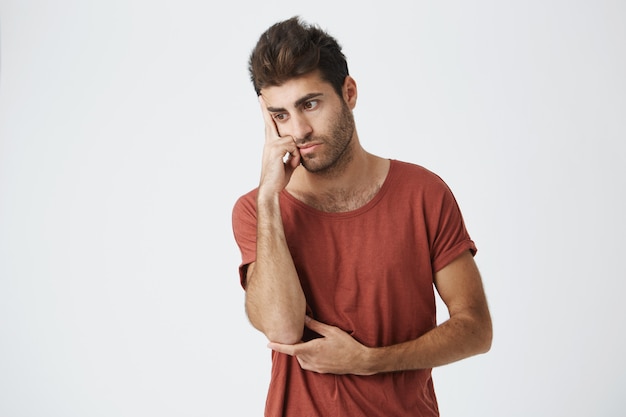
top-left (285, 149), bottom-right (301, 169)
top-left (258, 95), bottom-right (281, 139)
top-left (304, 316), bottom-right (334, 336)
top-left (267, 342), bottom-right (298, 356)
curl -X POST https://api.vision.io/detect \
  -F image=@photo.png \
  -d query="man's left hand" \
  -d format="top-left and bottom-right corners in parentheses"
top-left (267, 316), bottom-right (375, 376)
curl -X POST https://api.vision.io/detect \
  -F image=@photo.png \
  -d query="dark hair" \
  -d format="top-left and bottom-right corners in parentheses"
top-left (248, 16), bottom-right (349, 97)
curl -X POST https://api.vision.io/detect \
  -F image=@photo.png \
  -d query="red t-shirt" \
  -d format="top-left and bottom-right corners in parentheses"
top-left (232, 160), bottom-right (477, 417)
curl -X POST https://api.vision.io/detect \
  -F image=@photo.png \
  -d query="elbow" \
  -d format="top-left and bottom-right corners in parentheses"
top-left (476, 317), bottom-right (493, 354)
top-left (265, 328), bottom-right (304, 345)
top-left (245, 304), bottom-right (304, 345)
top-left (478, 327), bottom-right (493, 354)
top-left (256, 319), bottom-right (304, 345)
top-left (460, 311), bottom-right (492, 356)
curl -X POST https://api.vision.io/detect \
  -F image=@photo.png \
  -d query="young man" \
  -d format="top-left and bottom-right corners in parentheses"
top-left (232, 16), bottom-right (492, 417)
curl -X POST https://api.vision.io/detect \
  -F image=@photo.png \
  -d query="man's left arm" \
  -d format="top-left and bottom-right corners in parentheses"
top-left (268, 250), bottom-right (492, 375)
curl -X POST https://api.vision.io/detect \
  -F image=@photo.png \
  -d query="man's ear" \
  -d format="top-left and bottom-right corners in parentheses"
top-left (342, 76), bottom-right (358, 109)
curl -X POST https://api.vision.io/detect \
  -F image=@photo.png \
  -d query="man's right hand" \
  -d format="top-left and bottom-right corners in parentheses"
top-left (258, 96), bottom-right (301, 196)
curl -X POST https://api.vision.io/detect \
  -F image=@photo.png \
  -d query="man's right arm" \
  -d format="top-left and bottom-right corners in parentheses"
top-left (245, 193), bottom-right (306, 344)
top-left (244, 96), bottom-right (306, 345)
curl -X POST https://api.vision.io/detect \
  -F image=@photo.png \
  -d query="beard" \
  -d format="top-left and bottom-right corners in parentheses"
top-left (299, 102), bottom-right (356, 176)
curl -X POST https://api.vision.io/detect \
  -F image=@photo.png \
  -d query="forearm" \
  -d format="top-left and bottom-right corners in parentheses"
top-left (245, 192), bottom-right (306, 344)
top-left (362, 251), bottom-right (493, 374)
top-left (364, 310), bottom-right (492, 374)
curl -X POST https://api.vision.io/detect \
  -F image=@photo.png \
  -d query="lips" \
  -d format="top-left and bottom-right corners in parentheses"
top-left (298, 143), bottom-right (319, 156)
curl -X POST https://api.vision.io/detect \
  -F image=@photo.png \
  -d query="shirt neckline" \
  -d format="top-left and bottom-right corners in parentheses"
top-left (280, 159), bottom-right (398, 218)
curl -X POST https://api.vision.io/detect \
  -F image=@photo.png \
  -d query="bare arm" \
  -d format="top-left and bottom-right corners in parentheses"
top-left (268, 250), bottom-right (492, 374)
top-left (244, 97), bottom-right (306, 345)
top-left (364, 250), bottom-right (492, 372)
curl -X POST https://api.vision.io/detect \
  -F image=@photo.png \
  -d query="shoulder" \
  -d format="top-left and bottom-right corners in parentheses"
top-left (388, 159), bottom-right (451, 193)
top-left (391, 159), bottom-right (442, 179)
top-left (232, 188), bottom-right (258, 220)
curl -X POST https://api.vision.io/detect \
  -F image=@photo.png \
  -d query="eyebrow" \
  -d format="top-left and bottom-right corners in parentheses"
top-left (266, 93), bottom-right (324, 113)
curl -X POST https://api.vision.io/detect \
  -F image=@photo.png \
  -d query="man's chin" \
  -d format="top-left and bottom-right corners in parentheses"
top-left (300, 157), bottom-right (324, 173)
top-left (300, 155), bottom-right (343, 175)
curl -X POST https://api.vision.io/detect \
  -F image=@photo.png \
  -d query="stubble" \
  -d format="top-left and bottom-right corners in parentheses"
top-left (300, 102), bottom-right (356, 178)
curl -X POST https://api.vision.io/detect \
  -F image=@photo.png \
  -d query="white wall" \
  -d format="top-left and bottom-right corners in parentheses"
top-left (1, 1), bottom-right (624, 415)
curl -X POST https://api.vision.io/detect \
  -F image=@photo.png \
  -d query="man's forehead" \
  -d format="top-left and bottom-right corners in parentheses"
top-left (260, 73), bottom-right (332, 107)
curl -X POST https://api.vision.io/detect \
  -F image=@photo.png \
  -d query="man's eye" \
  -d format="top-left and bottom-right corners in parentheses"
top-left (304, 100), bottom-right (318, 110)
top-left (273, 113), bottom-right (287, 121)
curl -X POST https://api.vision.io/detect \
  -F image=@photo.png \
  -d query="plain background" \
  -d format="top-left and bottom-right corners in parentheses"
top-left (1, 1), bottom-right (625, 415)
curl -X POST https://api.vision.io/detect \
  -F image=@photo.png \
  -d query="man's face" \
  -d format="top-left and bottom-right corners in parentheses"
top-left (261, 72), bottom-right (356, 174)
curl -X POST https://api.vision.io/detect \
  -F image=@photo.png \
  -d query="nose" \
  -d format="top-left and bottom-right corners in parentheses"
top-left (289, 113), bottom-right (313, 142)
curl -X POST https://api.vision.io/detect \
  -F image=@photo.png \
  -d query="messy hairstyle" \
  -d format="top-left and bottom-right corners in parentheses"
top-left (248, 16), bottom-right (349, 97)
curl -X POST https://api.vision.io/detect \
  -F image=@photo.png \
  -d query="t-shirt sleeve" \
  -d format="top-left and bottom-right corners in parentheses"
top-left (428, 177), bottom-right (477, 273)
top-left (231, 191), bottom-right (257, 288)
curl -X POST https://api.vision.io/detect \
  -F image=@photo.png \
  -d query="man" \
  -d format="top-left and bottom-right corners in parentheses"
top-left (232, 16), bottom-right (492, 417)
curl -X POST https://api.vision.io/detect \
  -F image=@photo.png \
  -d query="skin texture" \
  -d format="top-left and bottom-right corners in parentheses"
top-left (244, 71), bottom-right (492, 373)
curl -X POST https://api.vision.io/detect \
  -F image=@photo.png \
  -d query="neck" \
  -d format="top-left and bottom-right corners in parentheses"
top-left (287, 142), bottom-right (389, 212)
